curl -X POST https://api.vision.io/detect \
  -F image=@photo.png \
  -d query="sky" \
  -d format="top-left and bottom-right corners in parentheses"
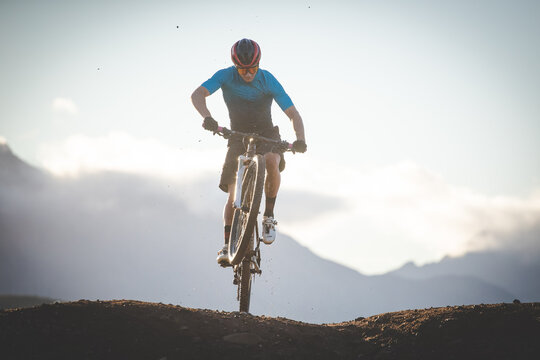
top-left (1, 0), bottom-right (540, 274)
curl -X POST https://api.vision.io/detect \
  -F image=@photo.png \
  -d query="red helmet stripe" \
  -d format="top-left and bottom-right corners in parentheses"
top-left (246, 40), bottom-right (260, 67)
top-left (231, 41), bottom-right (241, 66)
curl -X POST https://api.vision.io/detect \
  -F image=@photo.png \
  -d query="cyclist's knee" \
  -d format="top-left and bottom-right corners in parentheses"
top-left (265, 153), bottom-right (280, 171)
top-left (227, 184), bottom-right (235, 202)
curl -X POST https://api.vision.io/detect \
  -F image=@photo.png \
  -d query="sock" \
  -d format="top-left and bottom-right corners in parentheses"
top-left (264, 196), bottom-right (276, 217)
top-left (224, 225), bottom-right (231, 244)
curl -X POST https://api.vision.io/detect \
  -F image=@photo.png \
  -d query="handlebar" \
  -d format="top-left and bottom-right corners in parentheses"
top-left (211, 126), bottom-right (294, 152)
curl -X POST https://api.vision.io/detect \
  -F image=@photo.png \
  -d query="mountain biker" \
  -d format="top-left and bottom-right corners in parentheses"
top-left (191, 38), bottom-right (307, 267)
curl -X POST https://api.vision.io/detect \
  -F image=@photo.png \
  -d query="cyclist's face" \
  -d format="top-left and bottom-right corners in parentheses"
top-left (237, 66), bottom-right (258, 83)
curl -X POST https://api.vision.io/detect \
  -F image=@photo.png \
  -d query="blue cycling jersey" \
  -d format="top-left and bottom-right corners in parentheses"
top-left (201, 66), bottom-right (294, 133)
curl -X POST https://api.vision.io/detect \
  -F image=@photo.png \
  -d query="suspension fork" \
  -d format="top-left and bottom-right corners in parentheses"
top-left (233, 154), bottom-right (249, 210)
top-left (252, 222), bottom-right (262, 274)
top-left (233, 139), bottom-right (257, 210)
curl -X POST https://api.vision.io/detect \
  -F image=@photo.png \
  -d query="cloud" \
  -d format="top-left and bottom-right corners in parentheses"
top-left (466, 207), bottom-right (540, 260)
top-left (38, 132), bottom-right (223, 181)
top-left (277, 190), bottom-right (348, 222)
top-left (52, 97), bottom-right (79, 115)
top-left (278, 157), bottom-right (540, 274)
top-left (36, 133), bottom-right (540, 275)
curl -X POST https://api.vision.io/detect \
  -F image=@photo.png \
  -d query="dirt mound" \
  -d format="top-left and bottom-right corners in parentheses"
top-left (1, 300), bottom-right (539, 359)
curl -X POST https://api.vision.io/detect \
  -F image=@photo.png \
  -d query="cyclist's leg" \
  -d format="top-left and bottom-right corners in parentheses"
top-left (218, 143), bottom-right (242, 261)
top-left (259, 125), bottom-right (283, 204)
top-left (260, 152), bottom-right (279, 244)
top-left (264, 152), bottom-right (281, 198)
top-left (217, 183), bottom-right (235, 266)
top-left (224, 183), bottom-right (235, 227)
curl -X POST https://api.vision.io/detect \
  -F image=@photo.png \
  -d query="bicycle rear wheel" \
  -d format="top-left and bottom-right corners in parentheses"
top-left (228, 154), bottom-right (265, 266)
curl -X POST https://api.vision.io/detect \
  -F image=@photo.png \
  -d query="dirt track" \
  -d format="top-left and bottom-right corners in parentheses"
top-left (1, 300), bottom-right (539, 359)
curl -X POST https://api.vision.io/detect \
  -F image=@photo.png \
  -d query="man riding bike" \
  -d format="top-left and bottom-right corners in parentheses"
top-left (191, 38), bottom-right (307, 267)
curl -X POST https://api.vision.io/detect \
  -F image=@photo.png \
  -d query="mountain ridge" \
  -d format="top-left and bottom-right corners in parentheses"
top-left (390, 250), bottom-right (540, 302)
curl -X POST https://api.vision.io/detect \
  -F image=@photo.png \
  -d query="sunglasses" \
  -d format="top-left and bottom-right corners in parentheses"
top-left (236, 65), bottom-right (259, 75)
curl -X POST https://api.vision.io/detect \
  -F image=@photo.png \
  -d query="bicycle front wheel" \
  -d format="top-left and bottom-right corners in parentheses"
top-left (238, 234), bottom-right (253, 312)
top-left (228, 154), bottom-right (265, 266)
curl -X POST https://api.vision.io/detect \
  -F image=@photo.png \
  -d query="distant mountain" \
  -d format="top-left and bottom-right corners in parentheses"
top-left (0, 143), bottom-right (529, 323)
top-left (389, 250), bottom-right (540, 302)
top-left (0, 142), bottom-right (46, 186)
top-left (254, 241), bottom-right (514, 322)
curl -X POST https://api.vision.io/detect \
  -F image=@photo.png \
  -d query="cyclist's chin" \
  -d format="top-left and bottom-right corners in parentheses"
top-left (240, 74), bottom-right (255, 83)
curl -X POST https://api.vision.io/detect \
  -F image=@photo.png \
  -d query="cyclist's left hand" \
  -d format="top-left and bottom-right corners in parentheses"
top-left (202, 116), bottom-right (219, 131)
top-left (292, 140), bottom-right (307, 153)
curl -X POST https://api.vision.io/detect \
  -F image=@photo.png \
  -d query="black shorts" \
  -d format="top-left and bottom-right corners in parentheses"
top-left (219, 126), bottom-right (286, 192)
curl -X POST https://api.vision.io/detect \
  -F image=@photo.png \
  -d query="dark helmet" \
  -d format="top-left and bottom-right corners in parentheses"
top-left (231, 39), bottom-right (261, 68)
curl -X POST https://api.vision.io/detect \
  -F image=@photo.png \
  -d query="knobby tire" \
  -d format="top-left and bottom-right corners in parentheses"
top-left (238, 235), bottom-right (253, 313)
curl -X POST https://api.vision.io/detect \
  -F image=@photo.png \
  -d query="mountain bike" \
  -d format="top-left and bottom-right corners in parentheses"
top-left (209, 125), bottom-right (293, 312)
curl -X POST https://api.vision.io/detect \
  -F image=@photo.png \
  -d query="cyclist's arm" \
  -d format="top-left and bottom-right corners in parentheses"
top-left (191, 86), bottom-right (212, 118)
top-left (264, 71), bottom-right (305, 142)
top-left (284, 105), bottom-right (305, 142)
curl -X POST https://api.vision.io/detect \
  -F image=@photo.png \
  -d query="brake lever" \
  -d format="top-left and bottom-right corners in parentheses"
top-left (221, 128), bottom-right (232, 139)
top-left (280, 141), bottom-right (293, 153)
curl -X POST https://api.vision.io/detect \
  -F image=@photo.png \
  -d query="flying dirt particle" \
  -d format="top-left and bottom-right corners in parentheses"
top-left (176, 26), bottom-right (179, 28)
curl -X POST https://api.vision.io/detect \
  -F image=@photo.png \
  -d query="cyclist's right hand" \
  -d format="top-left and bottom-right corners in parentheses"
top-left (202, 116), bottom-right (218, 131)
top-left (292, 140), bottom-right (307, 153)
